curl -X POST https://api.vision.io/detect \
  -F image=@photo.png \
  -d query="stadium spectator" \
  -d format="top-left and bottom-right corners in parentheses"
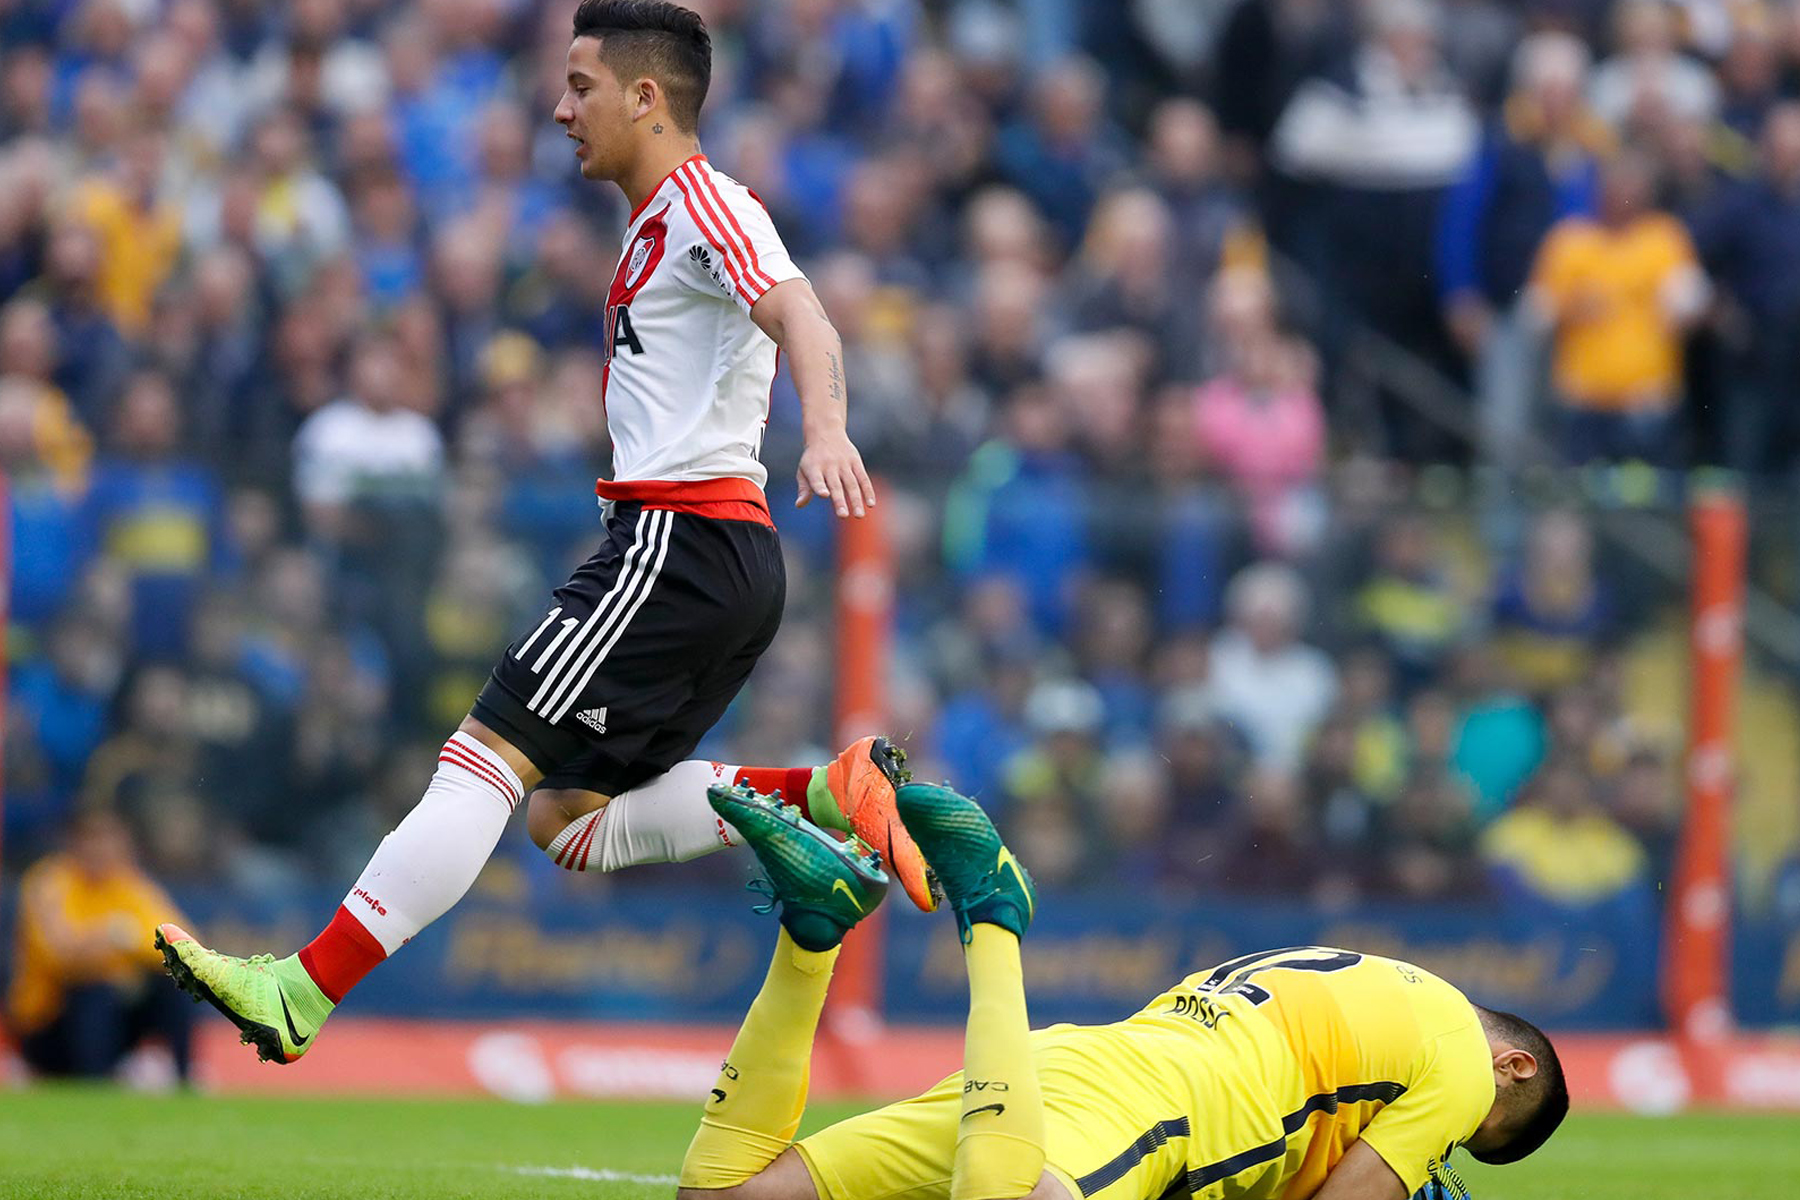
top-left (1094, 748), bottom-right (1181, 885)
top-left (929, 598), bottom-right (1040, 803)
top-left (1715, 13), bottom-right (1782, 137)
top-left (69, 132), bottom-right (183, 336)
top-left (1444, 643), bottom-right (1547, 821)
top-left (1192, 295), bottom-right (1326, 557)
top-left (85, 368), bottom-right (230, 660)
top-left (1528, 149), bottom-right (1707, 465)
top-left (1490, 510), bottom-right (1615, 691)
top-left (1269, 0), bottom-right (1478, 456)
top-left (1157, 683), bottom-right (1241, 864)
top-left (1606, 746), bottom-right (1680, 884)
top-left (29, 215), bottom-right (132, 426)
top-left (999, 679), bottom-right (1108, 840)
top-left (5, 810), bottom-right (192, 1084)
top-left (1333, 645), bottom-right (1409, 795)
top-left (171, 244), bottom-right (270, 462)
top-left (1070, 577), bottom-right (1156, 741)
top-left (1208, 562), bottom-right (1338, 770)
top-left (1589, 0), bottom-right (1720, 135)
top-left (0, 375), bottom-right (91, 627)
top-left (0, 297), bottom-right (93, 494)
top-left (995, 56), bottom-right (1130, 249)
top-left (943, 383), bottom-right (1088, 635)
top-left (6, 611), bottom-right (120, 854)
top-left (1211, 0), bottom-right (1354, 172)
top-left (1208, 765), bottom-right (1355, 902)
top-left (1437, 31), bottom-right (1605, 471)
top-left (1382, 765), bottom-right (1485, 900)
top-left (79, 664), bottom-right (205, 833)
top-left (1067, 188), bottom-right (1186, 362)
top-left (293, 330), bottom-right (444, 539)
top-left (1141, 98), bottom-right (1252, 291)
top-left (1689, 102), bottom-right (1800, 476)
top-left (1352, 512), bottom-right (1471, 688)
top-left (1481, 755), bottom-right (1649, 906)
top-left (347, 163), bottom-right (426, 310)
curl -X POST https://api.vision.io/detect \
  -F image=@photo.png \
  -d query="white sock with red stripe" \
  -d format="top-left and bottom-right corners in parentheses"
top-left (545, 759), bottom-right (744, 871)
top-left (338, 732), bottom-right (524, 955)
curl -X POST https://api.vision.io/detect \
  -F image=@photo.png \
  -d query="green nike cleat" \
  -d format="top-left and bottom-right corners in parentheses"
top-left (154, 923), bottom-right (334, 1064)
top-left (894, 783), bottom-right (1036, 943)
top-left (707, 783), bottom-right (890, 951)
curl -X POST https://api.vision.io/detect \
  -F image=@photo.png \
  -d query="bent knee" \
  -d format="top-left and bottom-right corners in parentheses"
top-left (679, 1148), bottom-right (819, 1200)
top-left (524, 787), bottom-right (608, 849)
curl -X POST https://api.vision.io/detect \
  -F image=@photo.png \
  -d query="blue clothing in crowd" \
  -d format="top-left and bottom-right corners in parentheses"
top-left (1436, 118), bottom-right (1602, 305)
top-left (8, 480), bottom-right (90, 627)
top-left (1689, 178), bottom-right (1800, 326)
top-left (944, 441), bottom-right (1089, 635)
top-left (84, 459), bottom-right (230, 661)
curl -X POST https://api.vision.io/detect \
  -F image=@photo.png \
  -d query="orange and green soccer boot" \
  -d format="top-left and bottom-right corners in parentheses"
top-left (810, 736), bottom-right (939, 913)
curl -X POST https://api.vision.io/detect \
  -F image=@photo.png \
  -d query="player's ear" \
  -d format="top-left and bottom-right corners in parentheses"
top-left (1494, 1047), bottom-right (1539, 1083)
top-left (632, 76), bottom-right (660, 122)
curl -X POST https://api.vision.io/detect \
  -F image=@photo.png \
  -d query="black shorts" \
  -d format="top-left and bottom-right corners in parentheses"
top-left (472, 501), bottom-right (785, 796)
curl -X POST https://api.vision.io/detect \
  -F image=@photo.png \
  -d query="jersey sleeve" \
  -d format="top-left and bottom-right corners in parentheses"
top-left (673, 167), bottom-right (805, 314)
top-left (1356, 1030), bottom-right (1495, 1194)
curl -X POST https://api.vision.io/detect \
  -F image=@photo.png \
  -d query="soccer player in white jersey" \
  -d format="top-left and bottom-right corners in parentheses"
top-left (154, 0), bottom-right (937, 1064)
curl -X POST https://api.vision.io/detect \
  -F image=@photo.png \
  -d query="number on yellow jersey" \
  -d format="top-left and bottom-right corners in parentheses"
top-left (1192, 946), bottom-right (1364, 1006)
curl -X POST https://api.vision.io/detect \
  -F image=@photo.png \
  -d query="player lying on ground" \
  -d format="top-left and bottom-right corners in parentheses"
top-left (687, 781), bottom-right (1568, 1200)
top-left (152, 0), bottom-right (937, 1066)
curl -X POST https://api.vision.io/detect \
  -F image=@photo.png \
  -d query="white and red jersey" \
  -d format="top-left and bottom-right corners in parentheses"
top-left (596, 154), bottom-right (804, 526)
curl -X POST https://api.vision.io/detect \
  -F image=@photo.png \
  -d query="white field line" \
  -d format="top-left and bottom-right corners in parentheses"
top-left (507, 1164), bottom-right (682, 1185)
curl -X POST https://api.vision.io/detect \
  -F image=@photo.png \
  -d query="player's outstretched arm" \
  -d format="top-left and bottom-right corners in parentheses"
top-left (1314, 1141), bottom-right (1408, 1200)
top-left (750, 279), bottom-right (877, 519)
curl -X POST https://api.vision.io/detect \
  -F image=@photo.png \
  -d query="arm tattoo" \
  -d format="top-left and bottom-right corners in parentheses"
top-left (826, 351), bottom-right (845, 404)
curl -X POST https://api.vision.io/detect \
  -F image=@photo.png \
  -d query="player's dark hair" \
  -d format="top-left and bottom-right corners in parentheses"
top-left (1470, 1007), bottom-right (1569, 1165)
top-left (571, 0), bottom-right (711, 132)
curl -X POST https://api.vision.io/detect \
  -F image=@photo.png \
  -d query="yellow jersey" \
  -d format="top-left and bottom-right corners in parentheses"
top-left (5, 854), bottom-right (184, 1035)
top-left (1530, 213), bottom-right (1698, 409)
top-left (1111, 947), bottom-right (1496, 1198)
top-left (799, 947), bottom-right (1496, 1200)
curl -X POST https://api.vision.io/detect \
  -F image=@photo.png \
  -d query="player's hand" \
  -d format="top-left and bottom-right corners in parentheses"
top-left (796, 431), bottom-right (876, 518)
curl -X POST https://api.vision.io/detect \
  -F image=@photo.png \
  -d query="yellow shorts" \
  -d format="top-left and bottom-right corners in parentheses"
top-left (795, 1025), bottom-right (1218, 1200)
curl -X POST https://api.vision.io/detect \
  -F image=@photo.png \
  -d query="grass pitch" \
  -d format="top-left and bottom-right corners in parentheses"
top-left (2, 1087), bottom-right (1796, 1199)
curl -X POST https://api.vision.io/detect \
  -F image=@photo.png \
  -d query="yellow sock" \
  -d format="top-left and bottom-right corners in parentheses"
top-left (952, 924), bottom-right (1046, 1200)
top-left (679, 929), bottom-right (838, 1188)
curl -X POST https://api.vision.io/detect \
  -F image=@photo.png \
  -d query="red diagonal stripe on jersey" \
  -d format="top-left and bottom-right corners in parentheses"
top-left (439, 743), bottom-right (519, 809)
top-left (685, 164), bottom-right (775, 293)
top-left (675, 174), bottom-right (751, 297)
top-left (678, 165), bottom-right (772, 298)
top-left (674, 166), bottom-right (755, 297)
top-left (691, 165), bottom-right (777, 292)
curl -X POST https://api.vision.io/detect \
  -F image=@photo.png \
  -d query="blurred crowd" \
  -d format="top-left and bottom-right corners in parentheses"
top-left (12, 0), bottom-right (1800, 916)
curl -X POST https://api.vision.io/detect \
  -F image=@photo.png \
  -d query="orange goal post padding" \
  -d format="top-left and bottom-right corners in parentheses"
top-left (1665, 486), bottom-right (1747, 1102)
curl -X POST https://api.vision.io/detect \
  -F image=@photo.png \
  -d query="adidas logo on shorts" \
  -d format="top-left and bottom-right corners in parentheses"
top-left (575, 707), bottom-right (609, 734)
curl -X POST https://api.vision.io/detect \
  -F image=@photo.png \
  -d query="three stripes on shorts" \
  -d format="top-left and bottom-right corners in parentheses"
top-left (514, 508), bottom-right (674, 727)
